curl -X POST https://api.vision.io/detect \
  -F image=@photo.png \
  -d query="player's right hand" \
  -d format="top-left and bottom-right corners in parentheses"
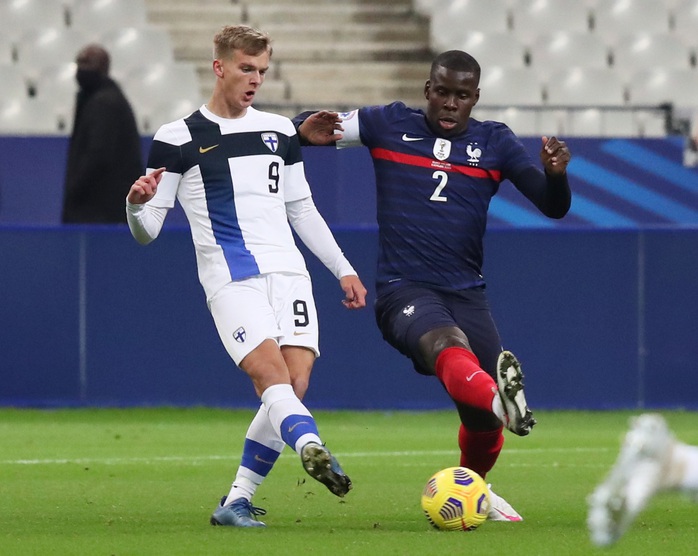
top-left (127, 167), bottom-right (166, 204)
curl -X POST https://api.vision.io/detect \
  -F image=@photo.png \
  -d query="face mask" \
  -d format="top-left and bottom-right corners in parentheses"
top-left (76, 69), bottom-right (103, 92)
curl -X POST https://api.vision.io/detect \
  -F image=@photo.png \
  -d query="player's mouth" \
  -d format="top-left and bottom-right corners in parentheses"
top-left (439, 116), bottom-right (458, 130)
top-left (244, 90), bottom-right (256, 102)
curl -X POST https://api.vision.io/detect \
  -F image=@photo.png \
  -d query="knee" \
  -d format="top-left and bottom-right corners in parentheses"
top-left (419, 328), bottom-right (471, 369)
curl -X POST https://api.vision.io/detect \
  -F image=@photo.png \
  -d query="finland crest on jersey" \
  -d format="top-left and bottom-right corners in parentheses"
top-left (261, 132), bottom-right (279, 152)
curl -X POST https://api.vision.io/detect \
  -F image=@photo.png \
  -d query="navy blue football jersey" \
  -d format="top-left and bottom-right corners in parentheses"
top-left (338, 102), bottom-right (537, 292)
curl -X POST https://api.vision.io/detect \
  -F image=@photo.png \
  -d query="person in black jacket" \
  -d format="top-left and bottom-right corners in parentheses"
top-left (62, 44), bottom-right (142, 224)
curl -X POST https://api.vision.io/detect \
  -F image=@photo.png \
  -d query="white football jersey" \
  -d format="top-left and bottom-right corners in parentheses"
top-left (145, 105), bottom-right (312, 299)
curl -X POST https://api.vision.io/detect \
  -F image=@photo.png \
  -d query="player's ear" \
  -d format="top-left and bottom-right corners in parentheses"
top-left (473, 88), bottom-right (480, 106)
top-left (424, 80), bottom-right (431, 100)
top-left (213, 59), bottom-right (224, 78)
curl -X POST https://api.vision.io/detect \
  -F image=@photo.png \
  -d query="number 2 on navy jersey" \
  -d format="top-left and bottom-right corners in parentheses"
top-left (430, 170), bottom-right (448, 202)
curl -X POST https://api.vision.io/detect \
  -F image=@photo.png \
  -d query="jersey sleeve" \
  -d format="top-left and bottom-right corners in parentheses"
top-left (145, 125), bottom-right (186, 208)
top-left (282, 128), bottom-right (313, 202)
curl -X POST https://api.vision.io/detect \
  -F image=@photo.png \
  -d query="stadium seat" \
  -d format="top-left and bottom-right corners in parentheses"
top-left (0, 64), bottom-right (29, 100)
top-left (627, 68), bottom-right (698, 108)
top-left (592, 0), bottom-right (672, 42)
top-left (121, 62), bottom-right (201, 115)
top-left (0, 34), bottom-right (14, 65)
top-left (510, 0), bottom-right (592, 44)
top-left (0, 98), bottom-right (63, 135)
top-left (528, 32), bottom-right (611, 73)
top-left (671, 0), bottom-right (698, 46)
top-left (14, 28), bottom-right (89, 82)
top-left (567, 108), bottom-right (638, 137)
top-left (475, 107), bottom-right (541, 136)
top-left (70, 0), bottom-right (148, 38)
top-left (545, 67), bottom-right (627, 106)
top-left (0, 0), bottom-right (67, 40)
top-left (100, 26), bottom-right (175, 76)
top-left (457, 31), bottom-right (528, 69)
top-left (143, 97), bottom-right (202, 135)
top-left (611, 33), bottom-right (694, 80)
top-left (477, 66), bottom-right (544, 107)
top-left (33, 62), bottom-right (79, 132)
top-left (430, 0), bottom-right (510, 51)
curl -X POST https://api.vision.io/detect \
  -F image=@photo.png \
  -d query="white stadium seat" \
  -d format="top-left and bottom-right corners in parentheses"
top-left (0, 98), bottom-right (63, 135)
top-left (611, 33), bottom-right (694, 80)
top-left (100, 26), bottom-right (175, 75)
top-left (545, 67), bottom-right (627, 106)
top-left (528, 32), bottom-right (611, 72)
top-left (70, 0), bottom-right (148, 38)
top-left (477, 66), bottom-right (544, 107)
top-left (0, 64), bottom-right (29, 100)
top-left (33, 62), bottom-right (79, 132)
top-left (458, 31), bottom-right (528, 69)
top-left (14, 28), bottom-right (89, 80)
top-left (511, 0), bottom-right (592, 44)
top-left (143, 98), bottom-right (202, 135)
top-left (672, 0), bottom-right (698, 46)
top-left (0, 0), bottom-right (67, 40)
top-left (593, 0), bottom-right (672, 43)
top-left (430, 0), bottom-right (511, 51)
top-left (627, 68), bottom-right (698, 108)
top-left (122, 62), bottom-right (201, 114)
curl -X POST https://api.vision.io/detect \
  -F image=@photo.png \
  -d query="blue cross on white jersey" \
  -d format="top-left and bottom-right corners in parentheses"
top-left (262, 132), bottom-right (279, 153)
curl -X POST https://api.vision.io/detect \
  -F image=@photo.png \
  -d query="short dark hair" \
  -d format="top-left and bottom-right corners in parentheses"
top-left (431, 50), bottom-right (480, 81)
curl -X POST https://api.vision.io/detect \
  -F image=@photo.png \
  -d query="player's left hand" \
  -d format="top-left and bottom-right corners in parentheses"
top-left (339, 275), bottom-right (367, 309)
top-left (540, 136), bottom-right (571, 175)
top-left (299, 111), bottom-right (344, 145)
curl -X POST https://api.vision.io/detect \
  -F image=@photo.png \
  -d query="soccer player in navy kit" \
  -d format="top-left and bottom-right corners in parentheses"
top-left (125, 25), bottom-right (367, 527)
top-left (296, 50), bottom-right (572, 521)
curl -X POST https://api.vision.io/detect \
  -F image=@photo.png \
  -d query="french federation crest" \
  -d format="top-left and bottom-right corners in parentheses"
top-left (233, 327), bottom-right (246, 343)
top-left (261, 132), bottom-right (279, 153)
top-left (433, 138), bottom-right (451, 161)
top-left (466, 143), bottom-right (482, 164)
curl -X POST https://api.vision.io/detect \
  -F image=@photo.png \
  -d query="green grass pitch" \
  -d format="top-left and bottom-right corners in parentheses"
top-left (2, 408), bottom-right (696, 555)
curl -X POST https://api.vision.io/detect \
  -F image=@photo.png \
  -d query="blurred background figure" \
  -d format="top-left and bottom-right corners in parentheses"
top-left (62, 44), bottom-right (142, 224)
top-left (588, 413), bottom-right (698, 547)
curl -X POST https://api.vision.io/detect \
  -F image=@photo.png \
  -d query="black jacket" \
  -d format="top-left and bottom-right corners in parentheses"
top-left (62, 77), bottom-right (142, 224)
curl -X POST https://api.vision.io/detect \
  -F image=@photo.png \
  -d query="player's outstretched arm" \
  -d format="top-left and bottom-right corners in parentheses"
top-left (297, 111), bottom-right (344, 145)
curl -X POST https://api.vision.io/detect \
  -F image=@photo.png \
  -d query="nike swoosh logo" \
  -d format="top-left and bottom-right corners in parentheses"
top-left (288, 420), bottom-right (309, 433)
top-left (199, 144), bottom-right (219, 153)
top-left (402, 134), bottom-right (423, 142)
top-left (293, 331), bottom-right (311, 336)
top-left (466, 370), bottom-right (485, 382)
top-left (254, 454), bottom-right (275, 465)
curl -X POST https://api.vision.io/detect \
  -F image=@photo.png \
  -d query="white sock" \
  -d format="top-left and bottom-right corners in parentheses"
top-left (224, 405), bottom-right (285, 505)
top-left (261, 383), bottom-right (322, 454)
top-left (492, 392), bottom-right (505, 422)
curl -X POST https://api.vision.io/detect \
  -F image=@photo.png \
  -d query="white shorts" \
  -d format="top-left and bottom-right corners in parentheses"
top-left (207, 272), bottom-right (320, 365)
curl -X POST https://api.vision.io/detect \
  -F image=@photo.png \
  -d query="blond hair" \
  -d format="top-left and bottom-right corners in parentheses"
top-left (213, 25), bottom-right (273, 60)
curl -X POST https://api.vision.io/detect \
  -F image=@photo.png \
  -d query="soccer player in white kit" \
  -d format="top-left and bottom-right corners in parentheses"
top-left (125, 25), bottom-right (367, 527)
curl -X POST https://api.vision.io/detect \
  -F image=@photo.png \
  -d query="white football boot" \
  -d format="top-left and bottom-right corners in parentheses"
top-left (487, 485), bottom-right (523, 521)
top-left (587, 413), bottom-right (674, 547)
top-left (496, 350), bottom-right (537, 436)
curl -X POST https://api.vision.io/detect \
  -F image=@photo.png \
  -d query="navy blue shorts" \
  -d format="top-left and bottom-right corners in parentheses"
top-left (374, 283), bottom-right (503, 377)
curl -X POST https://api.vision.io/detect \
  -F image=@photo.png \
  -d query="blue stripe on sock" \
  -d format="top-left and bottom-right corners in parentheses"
top-left (240, 439), bottom-right (281, 477)
top-left (279, 414), bottom-right (319, 448)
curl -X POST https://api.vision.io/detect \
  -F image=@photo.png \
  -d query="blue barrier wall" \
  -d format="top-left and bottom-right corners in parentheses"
top-left (1, 136), bottom-right (697, 409)
top-left (2, 227), bottom-right (698, 410)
